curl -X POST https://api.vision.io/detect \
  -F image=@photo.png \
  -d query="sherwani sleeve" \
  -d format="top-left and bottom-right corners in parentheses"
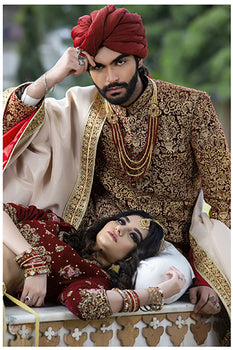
top-left (3, 86), bottom-right (39, 134)
top-left (189, 92), bottom-right (230, 286)
top-left (191, 91), bottom-right (231, 228)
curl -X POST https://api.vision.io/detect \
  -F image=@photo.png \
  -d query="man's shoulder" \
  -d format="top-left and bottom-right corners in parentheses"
top-left (66, 85), bottom-right (98, 102)
top-left (153, 78), bottom-right (207, 97)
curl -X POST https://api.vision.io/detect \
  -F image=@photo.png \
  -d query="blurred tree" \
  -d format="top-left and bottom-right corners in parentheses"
top-left (158, 5), bottom-right (230, 102)
top-left (16, 6), bottom-right (44, 82)
top-left (15, 4), bottom-right (230, 103)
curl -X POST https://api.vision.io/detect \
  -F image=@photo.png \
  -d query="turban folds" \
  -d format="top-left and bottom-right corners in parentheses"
top-left (71, 5), bottom-right (148, 58)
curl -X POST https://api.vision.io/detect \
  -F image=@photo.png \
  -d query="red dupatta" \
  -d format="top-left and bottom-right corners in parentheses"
top-left (3, 113), bottom-right (35, 169)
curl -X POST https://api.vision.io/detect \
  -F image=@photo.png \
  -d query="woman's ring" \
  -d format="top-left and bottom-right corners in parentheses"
top-left (178, 275), bottom-right (184, 280)
top-left (208, 295), bottom-right (220, 308)
top-left (25, 296), bottom-right (31, 302)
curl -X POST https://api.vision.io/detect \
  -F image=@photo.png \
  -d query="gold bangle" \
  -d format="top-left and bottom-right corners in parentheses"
top-left (112, 288), bottom-right (132, 312)
top-left (125, 290), bottom-right (140, 312)
top-left (155, 286), bottom-right (164, 309)
top-left (147, 287), bottom-right (159, 311)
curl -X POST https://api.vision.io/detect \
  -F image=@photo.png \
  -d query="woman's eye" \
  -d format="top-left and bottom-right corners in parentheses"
top-left (130, 232), bottom-right (139, 246)
top-left (117, 218), bottom-right (125, 225)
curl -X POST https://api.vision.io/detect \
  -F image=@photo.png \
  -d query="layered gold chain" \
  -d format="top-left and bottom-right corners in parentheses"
top-left (106, 80), bottom-right (161, 182)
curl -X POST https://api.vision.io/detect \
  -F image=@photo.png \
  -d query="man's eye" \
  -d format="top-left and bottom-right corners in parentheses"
top-left (130, 232), bottom-right (140, 246)
top-left (117, 59), bottom-right (126, 66)
top-left (92, 65), bottom-right (103, 71)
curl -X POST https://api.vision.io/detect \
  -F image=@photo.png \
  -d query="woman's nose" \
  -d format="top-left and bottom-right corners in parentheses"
top-left (115, 225), bottom-right (124, 236)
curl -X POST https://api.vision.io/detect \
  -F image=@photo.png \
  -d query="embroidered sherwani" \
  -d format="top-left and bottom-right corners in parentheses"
top-left (3, 78), bottom-right (231, 297)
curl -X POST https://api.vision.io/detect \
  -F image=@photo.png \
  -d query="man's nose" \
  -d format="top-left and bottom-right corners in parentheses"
top-left (106, 68), bottom-right (118, 84)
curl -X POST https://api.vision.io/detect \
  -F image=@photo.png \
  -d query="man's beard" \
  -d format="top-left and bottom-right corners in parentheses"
top-left (94, 67), bottom-right (139, 106)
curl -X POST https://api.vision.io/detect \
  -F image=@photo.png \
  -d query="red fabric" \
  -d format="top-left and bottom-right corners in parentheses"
top-left (3, 203), bottom-right (112, 319)
top-left (188, 248), bottom-right (210, 287)
top-left (3, 115), bottom-right (34, 169)
top-left (71, 5), bottom-right (148, 58)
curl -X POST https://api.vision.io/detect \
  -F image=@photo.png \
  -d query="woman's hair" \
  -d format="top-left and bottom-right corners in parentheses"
top-left (63, 210), bottom-right (164, 289)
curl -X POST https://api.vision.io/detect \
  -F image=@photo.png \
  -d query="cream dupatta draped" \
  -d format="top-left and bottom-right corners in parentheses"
top-left (190, 190), bottom-right (231, 317)
top-left (3, 85), bottom-right (106, 229)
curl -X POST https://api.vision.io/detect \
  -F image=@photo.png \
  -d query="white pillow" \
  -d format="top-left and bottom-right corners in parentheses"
top-left (133, 241), bottom-right (194, 303)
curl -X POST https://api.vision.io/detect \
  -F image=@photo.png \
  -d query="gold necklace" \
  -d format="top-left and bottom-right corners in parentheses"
top-left (106, 80), bottom-right (160, 182)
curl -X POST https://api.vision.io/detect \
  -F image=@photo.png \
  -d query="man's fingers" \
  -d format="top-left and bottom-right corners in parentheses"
top-left (189, 287), bottom-right (198, 305)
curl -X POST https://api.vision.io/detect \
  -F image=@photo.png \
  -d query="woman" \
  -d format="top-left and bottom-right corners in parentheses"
top-left (3, 203), bottom-right (186, 320)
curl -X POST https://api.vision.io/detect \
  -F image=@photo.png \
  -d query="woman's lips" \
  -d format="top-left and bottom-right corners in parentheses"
top-left (108, 231), bottom-right (118, 242)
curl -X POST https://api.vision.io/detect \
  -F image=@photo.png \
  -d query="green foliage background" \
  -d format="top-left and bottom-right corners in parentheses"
top-left (12, 4), bottom-right (231, 104)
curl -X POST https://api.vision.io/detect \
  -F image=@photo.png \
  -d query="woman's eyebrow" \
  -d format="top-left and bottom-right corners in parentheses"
top-left (134, 228), bottom-right (143, 242)
top-left (124, 216), bottom-right (130, 223)
top-left (125, 216), bottom-right (143, 242)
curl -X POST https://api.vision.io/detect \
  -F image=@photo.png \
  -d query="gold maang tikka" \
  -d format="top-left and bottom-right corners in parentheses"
top-left (140, 218), bottom-right (165, 253)
top-left (139, 218), bottom-right (164, 231)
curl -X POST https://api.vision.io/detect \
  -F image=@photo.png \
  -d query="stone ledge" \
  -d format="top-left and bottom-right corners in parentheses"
top-left (5, 300), bottom-right (195, 325)
top-left (4, 300), bottom-right (222, 346)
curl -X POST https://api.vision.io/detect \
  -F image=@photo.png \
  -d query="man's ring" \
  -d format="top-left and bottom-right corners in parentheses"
top-left (208, 295), bottom-right (220, 308)
top-left (25, 296), bottom-right (31, 302)
top-left (77, 48), bottom-right (86, 66)
top-left (178, 275), bottom-right (184, 280)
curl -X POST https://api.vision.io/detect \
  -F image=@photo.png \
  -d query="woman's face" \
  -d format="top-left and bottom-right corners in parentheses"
top-left (96, 214), bottom-right (149, 265)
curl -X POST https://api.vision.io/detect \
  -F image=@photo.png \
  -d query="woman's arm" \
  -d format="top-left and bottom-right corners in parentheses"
top-left (60, 266), bottom-right (186, 319)
top-left (3, 211), bottom-right (47, 306)
top-left (107, 266), bottom-right (186, 314)
top-left (3, 211), bottom-right (31, 254)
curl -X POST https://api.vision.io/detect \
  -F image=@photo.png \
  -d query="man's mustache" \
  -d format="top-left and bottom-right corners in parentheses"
top-left (102, 82), bottom-right (128, 94)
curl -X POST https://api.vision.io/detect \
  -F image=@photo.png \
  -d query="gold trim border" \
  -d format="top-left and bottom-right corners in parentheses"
top-left (3, 86), bottom-right (45, 170)
top-left (63, 93), bottom-right (106, 229)
top-left (190, 232), bottom-right (231, 317)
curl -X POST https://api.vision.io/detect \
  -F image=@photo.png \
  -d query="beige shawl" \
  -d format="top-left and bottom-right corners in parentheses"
top-left (3, 85), bottom-right (106, 229)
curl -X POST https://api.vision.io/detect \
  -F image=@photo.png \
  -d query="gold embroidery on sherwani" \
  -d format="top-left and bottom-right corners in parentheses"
top-left (63, 93), bottom-right (107, 229)
top-left (3, 87), bottom-right (15, 133)
top-left (3, 87), bottom-right (45, 170)
top-left (81, 79), bottom-right (230, 255)
top-left (3, 86), bottom-right (38, 134)
top-left (190, 234), bottom-right (231, 317)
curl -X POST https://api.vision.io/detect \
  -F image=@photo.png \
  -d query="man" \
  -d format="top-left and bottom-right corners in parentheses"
top-left (3, 5), bottom-right (230, 320)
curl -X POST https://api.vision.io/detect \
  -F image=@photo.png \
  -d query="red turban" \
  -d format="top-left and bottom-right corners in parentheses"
top-left (71, 5), bottom-right (148, 58)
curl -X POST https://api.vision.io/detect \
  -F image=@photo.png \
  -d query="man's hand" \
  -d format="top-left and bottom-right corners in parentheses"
top-left (27, 47), bottom-right (96, 100)
top-left (189, 286), bottom-right (221, 314)
top-left (47, 47), bottom-right (96, 86)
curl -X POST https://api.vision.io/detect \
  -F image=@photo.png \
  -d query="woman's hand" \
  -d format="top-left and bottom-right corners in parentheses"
top-left (20, 274), bottom-right (47, 307)
top-left (157, 266), bottom-right (186, 299)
